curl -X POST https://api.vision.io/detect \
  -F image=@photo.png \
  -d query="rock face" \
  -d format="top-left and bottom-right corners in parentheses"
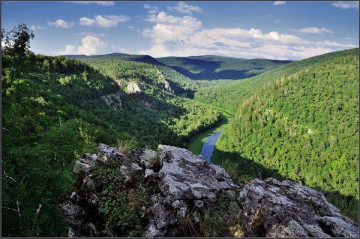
top-left (60, 144), bottom-right (359, 238)
top-left (126, 82), bottom-right (143, 94)
top-left (101, 92), bottom-right (122, 109)
top-left (238, 178), bottom-right (359, 238)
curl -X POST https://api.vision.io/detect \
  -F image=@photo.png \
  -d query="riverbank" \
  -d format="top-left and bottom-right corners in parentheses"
top-left (187, 109), bottom-right (233, 156)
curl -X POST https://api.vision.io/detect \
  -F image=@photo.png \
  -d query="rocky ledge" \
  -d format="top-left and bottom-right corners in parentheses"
top-left (60, 144), bottom-right (359, 237)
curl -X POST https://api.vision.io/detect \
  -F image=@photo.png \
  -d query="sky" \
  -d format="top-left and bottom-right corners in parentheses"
top-left (2, 1), bottom-right (359, 60)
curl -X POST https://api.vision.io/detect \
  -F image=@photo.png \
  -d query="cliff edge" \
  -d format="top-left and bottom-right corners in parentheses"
top-left (60, 144), bottom-right (358, 237)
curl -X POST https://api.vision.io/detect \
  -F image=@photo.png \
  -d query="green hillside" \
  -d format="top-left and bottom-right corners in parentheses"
top-left (215, 49), bottom-right (359, 219)
top-left (2, 41), bottom-right (220, 235)
top-left (157, 55), bottom-right (291, 80)
top-left (194, 48), bottom-right (359, 113)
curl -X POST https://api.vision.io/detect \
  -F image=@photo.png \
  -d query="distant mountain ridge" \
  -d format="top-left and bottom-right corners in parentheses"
top-left (157, 55), bottom-right (292, 80)
top-left (64, 53), bottom-right (163, 65)
top-left (64, 53), bottom-right (292, 80)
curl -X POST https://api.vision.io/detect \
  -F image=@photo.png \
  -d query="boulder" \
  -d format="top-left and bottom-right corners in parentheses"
top-left (238, 178), bottom-right (359, 238)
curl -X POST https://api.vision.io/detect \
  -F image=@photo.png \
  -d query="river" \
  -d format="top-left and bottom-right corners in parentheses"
top-left (200, 130), bottom-right (222, 162)
top-left (187, 108), bottom-right (234, 162)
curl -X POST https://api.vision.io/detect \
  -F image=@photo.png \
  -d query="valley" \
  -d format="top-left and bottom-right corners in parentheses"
top-left (2, 24), bottom-right (358, 237)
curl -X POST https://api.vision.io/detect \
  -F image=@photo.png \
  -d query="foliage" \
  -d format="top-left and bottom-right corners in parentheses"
top-left (92, 160), bottom-right (151, 236)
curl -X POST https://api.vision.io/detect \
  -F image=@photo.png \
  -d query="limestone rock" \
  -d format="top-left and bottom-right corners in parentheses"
top-left (101, 92), bottom-right (122, 109)
top-left (126, 82), bottom-right (143, 94)
top-left (157, 145), bottom-right (238, 201)
top-left (238, 178), bottom-right (359, 238)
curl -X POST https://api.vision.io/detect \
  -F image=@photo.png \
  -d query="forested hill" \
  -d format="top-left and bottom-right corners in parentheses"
top-left (215, 48), bottom-right (359, 219)
top-left (194, 48), bottom-right (359, 113)
top-left (156, 55), bottom-right (291, 80)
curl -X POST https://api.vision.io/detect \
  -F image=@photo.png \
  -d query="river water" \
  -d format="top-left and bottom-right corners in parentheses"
top-left (200, 130), bottom-right (222, 162)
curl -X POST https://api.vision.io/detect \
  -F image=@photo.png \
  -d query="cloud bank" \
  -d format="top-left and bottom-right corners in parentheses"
top-left (48, 19), bottom-right (74, 28)
top-left (332, 1), bottom-right (359, 10)
top-left (80, 15), bottom-right (131, 27)
top-left (293, 27), bottom-right (334, 35)
top-left (274, 1), bottom-right (286, 6)
top-left (139, 11), bottom-right (356, 60)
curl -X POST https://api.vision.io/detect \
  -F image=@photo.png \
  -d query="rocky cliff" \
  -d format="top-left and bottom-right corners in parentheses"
top-left (60, 144), bottom-right (359, 237)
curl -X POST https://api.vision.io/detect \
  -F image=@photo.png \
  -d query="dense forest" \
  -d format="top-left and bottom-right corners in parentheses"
top-left (214, 50), bottom-right (359, 220)
top-left (2, 25), bottom-right (219, 236)
top-left (194, 49), bottom-right (359, 113)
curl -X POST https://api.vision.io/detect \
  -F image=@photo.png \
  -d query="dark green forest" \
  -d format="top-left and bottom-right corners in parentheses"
top-left (194, 49), bottom-right (359, 113)
top-left (214, 51), bottom-right (359, 220)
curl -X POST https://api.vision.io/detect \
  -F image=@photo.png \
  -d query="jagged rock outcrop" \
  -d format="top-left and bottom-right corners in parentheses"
top-left (161, 79), bottom-right (173, 94)
top-left (126, 82), bottom-right (143, 94)
top-left (238, 178), bottom-right (359, 238)
top-left (101, 92), bottom-right (122, 109)
top-left (60, 144), bottom-right (359, 238)
top-left (155, 68), bottom-right (173, 94)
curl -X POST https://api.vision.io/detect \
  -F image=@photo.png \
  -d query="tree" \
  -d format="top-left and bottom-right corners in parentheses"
top-left (2, 24), bottom-right (34, 55)
top-left (2, 24), bottom-right (35, 74)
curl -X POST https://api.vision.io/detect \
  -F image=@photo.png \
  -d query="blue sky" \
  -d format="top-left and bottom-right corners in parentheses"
top-left (2, 1), bottom-right (359, 60)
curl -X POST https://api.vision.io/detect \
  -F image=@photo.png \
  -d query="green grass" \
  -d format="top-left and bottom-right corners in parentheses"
top-left (187, 109), bottom-right (233, 155)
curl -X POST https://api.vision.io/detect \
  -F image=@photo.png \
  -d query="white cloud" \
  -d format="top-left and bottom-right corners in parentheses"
top-left (274, 1), bottom-right (286, 6)
top-left (48, 19), bottom-right (74, 28)
top-left (79, 15), bottom-right (130, 27)
top-left (55, 35), bottom-right (107, 55)
top-left (144, 4), bottom-right (159, 14)
top-left (78, 35), bottom-right (107, 55)
top-left (139, 11), bottom-right (356, 60)
top-left (167, 1), bottom-right (203, 14)
top-left (80, 17), bottom-right (96, 26)
top-left (332, 1), bottom-right (359, 10)
top-left (70, 1), bottom-right (115, 6)
top-left (144, 11), bottom-right (202, 44)
top-left (79, 17), bottom-right (96, 26)
top-left (92, 1), bottom-right (114, 6)
top-left (30, 25), bottom-right (43, 30)
top-left (95, 15), bottom-right (118, 27)
top-left (293, 27), bottom-right (334, 35)
top-left (275, 19), bottom-right (280, 24)
top-left (56, 45), bottom-right (77, 55)
top-left (346, 37), bottom-right (355, 40)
